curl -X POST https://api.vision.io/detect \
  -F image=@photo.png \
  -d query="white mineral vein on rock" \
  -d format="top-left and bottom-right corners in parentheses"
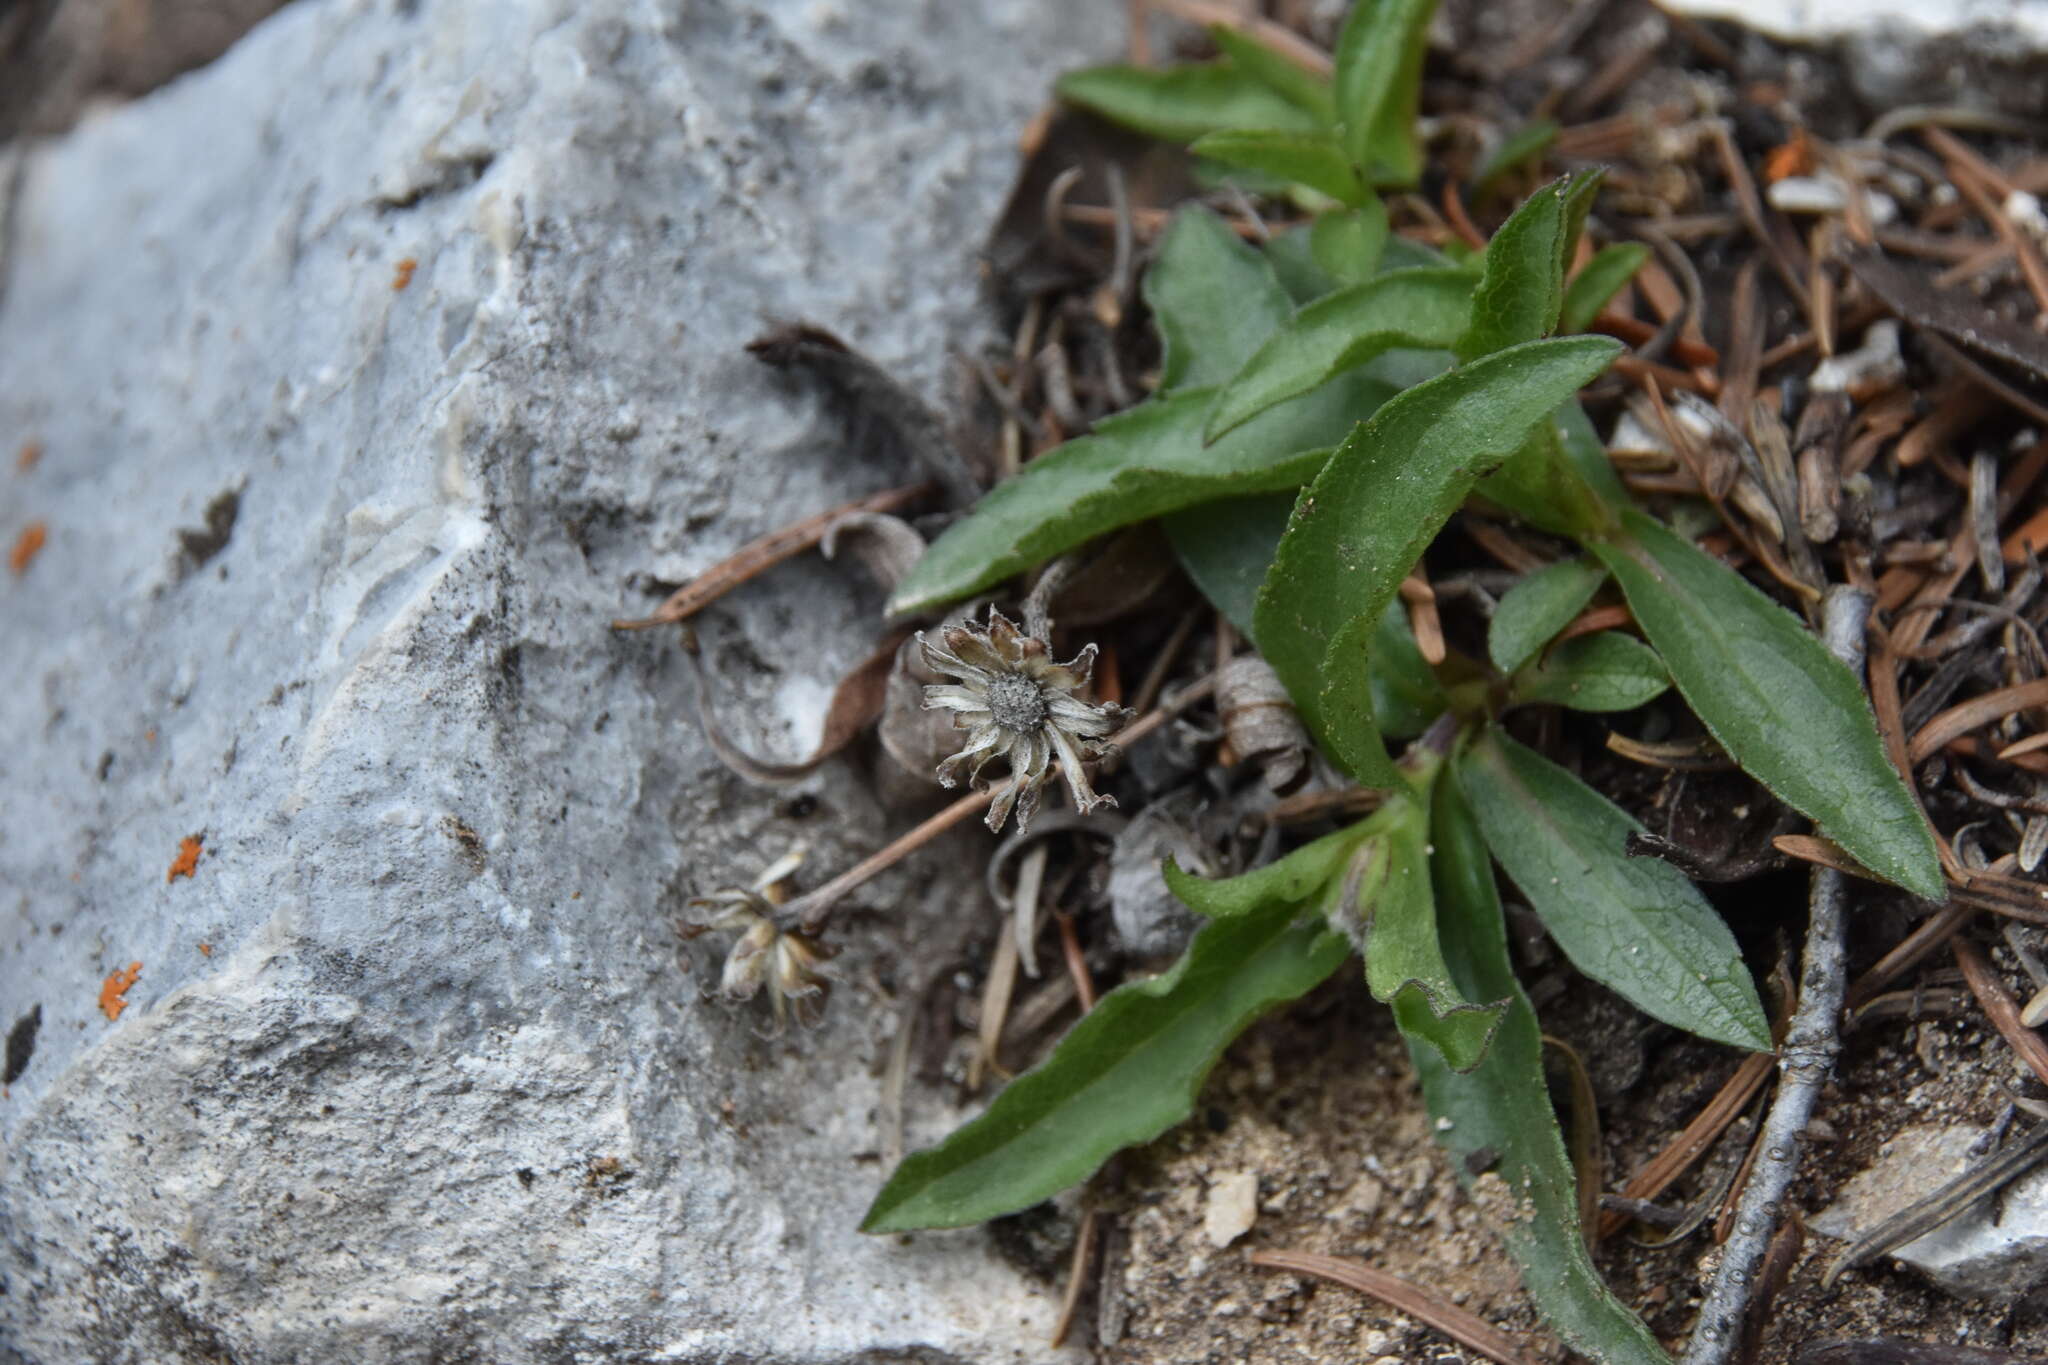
top-left (0, 1), bottom-right (1115, 1360)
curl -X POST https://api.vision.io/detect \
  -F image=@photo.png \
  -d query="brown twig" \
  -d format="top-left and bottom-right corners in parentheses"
top-left (1684, 587), bottom-right (1867, 1365)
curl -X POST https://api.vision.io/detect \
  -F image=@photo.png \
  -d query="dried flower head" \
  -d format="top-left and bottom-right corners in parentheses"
top-left (917, 607), bottom-right (1128, 833)
top-left (681, 847), bottom-right (832, 1032)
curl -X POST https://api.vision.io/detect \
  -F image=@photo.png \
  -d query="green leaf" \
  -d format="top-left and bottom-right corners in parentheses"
top-left (1589, 507), bottom-right (1946, 899)
top-left (1457, 729), bottom-right (1771, 1051)
top-left (1381, 235), bottom-right (1466, 273)
top-left (1309, 197), bottom-right (1390, 285)
top-left (1339, 777), bottom-right (1505, 1072)
top-left (1264, 227), bottom-right (1341, 303)
top-left (1510, 632), bottom-right (1670, 712)
top-left (1255, 336), bottom-right (1622, 786)
top-left (1454, 177), bottom-right (1569, 361)
top-left (1166, 500), bottom-right (1447, 737)
top-left (1368, 596), bottom-right (1449, 738)
top-left (890, 370), bottom-right (1393, 616)
top-left (1207, 24), bottom-right (1337, 123)
top-left (1191, 129), bottom-right (1368, 205)
top-left (1165, 822), bottom-right (1369, 919)
top-left (1407, 777), bottom-right (1675, 1365)
top-left (1056, 62), bottom-right (1324, 143)
top-left (1488, 556), bottom-right (1608, 673)
top-left (1554, 395), bottom-right (1629, 507)
top-left (1331, 0), bottom-right (1440, 187)
top-left (1560, 242), bottom-right (1650, 335)
top-left (861, 897), bottom-right (1348, 1232)
top-left (1472, 119), bottom-right (1560, 197)
top-left (1556, 167), bottom-right (1605, 265)
top-left (1476, 419), bottom-right (1615, 539)
top-left (1205, 267), bottom-right (1476, 441)
top-left (1166, 492), bottom-right (1295, 637)
top-left (1146, 207), bottom-right (1295, 393)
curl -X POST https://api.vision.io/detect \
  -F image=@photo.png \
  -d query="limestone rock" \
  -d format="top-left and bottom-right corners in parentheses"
top-left (0, 0), bottom-right (1117, 1359)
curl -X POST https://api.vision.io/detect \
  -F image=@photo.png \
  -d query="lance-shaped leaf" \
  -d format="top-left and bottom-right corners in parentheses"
top-left (1407, 777), bottom-right (1675, 1365)
top-left (1334, 775), bottom-right (1506, 1072)
top-left (861, 896), bottom-right (1348, 1232)
top-left (1056, 62), bottom-right (1324, 143)
top-left (1206, 24), bottom-right (1336, 123)
top-left (1589, 507), bottom-right (1946, 899)
top-left (1192, 129), bottom-right (1368, 206)
top-left (1560, 242), bottom-right (1651, 335)
top-left (1265, 226), bottom-right (1341, 303)
top-left (1309, 197), bottom-right (1390, 286)
top-left (890, 370), bottom-right (1393, 616)
top-left (1164, 821), bottom-right (1369, 919)
top-left (1331, 0), bottom-right (1439, 186)
top-left (1454, 173), bottom-right (1596, 361)
top-left (1554, 394), bottom-right (1630, 506)
top-left (1457, 729), bottom-right (1771, 1051)
top-left (1205, 267), bottom-right (1476, 441)
top-left (1472, 118), bottom-right (1560, 197)
top-left (1145, 206), bottom-right (1295, 393)
top-left (1509, 632), bottom-right (1670, 712)
top-left (1255, 336), bottom-right (1622, 786)
top-left (1478, 418), bottom-right (1616, 539)
top-left (1488, 556), bottom-right (1608, 674)
top-left (1166, 497), bottom-right (1446, 737)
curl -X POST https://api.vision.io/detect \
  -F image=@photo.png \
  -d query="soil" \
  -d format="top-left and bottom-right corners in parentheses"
top-left (1035, 948), bottom-right (2045, 1364)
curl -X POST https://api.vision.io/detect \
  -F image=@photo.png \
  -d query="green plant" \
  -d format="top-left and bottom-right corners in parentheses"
top-left (867, 7), bottom-right (1943, 1361)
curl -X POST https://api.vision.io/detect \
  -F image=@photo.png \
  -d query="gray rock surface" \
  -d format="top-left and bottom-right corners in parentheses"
top-left (0, 0), bottom-right (1117, 1360)
top-left (1668, 0), bottom-right (2048, 114)
top-left (1811, 1123), bottom-right (2048, 1299)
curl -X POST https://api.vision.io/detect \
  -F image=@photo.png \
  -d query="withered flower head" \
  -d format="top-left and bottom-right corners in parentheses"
top-left (917, 607), bottom-right (1128, 833)
top-left (681, 847), bottom-right (831, 1032)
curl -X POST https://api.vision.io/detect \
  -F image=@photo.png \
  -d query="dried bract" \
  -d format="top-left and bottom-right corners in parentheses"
top-left (681, 848), bottom-right (832, 1031)
top-left (918, 607), bottom-right (1128, 833)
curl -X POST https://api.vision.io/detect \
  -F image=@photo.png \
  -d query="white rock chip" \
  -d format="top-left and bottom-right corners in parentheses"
top-left (1204, 1170), bottom-right (1261, 1249)
top-left (0, 0), bottom-right (1118, 1360)
top-left (1810, 1122), bottom-right (2048, 1299)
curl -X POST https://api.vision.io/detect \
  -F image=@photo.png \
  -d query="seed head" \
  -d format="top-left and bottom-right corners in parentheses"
top-left (916, 607), bottom-right (1128, 833)
top-left (681, 847), bottom-right (832, 1033)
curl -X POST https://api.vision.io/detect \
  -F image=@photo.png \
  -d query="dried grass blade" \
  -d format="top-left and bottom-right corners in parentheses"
top-left (613, 482), bottom-right (933, 629)
top-left (1247, 1249), bottom-right (1543, 1365)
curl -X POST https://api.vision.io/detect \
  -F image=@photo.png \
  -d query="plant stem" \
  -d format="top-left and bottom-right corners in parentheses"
top-left (1681, 585), bottom-right (1868, 1365)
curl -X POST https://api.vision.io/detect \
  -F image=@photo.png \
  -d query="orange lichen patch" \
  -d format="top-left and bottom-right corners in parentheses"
top-left (99, 962), bottom-right (142, 1021)
top-left (1764, 129), bottom-right (1815, 183)
top-left (16, 440), bottom-right (41, 472)
top-left (9, 521), bottom-right (46, 576)
top-left (168, 834), bottom-right (203, 882)
top-left (392, 256), bottom-right (418, 291)
top-left (197, 942), bottom-right (214, 957)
